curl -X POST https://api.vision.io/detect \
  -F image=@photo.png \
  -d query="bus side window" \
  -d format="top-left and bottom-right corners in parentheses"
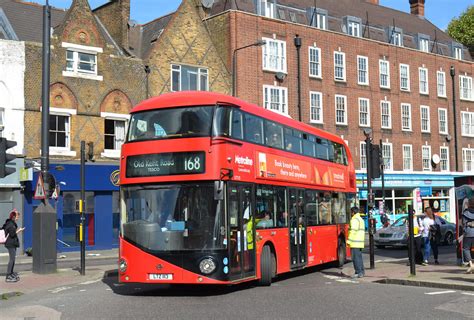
top-left (244, 113), bottom-right (264, 144)
top-left (230, 109), bottom-right (243, 140)
top-left (302, 134), bottom-right (315, 157)
top-left (318, 191), bottom-right (332, 224)
top-left (265, 121), bottom-right (283, 149)
top-left (316, 138), bottom-right (328, 160)
top-left (284, 128), bottom-right (302, 154)
top-left (305, 190), bottom-right (318, 226)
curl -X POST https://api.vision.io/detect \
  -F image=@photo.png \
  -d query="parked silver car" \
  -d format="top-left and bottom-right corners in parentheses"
top-left (374, 215), bottom-right (455, 248)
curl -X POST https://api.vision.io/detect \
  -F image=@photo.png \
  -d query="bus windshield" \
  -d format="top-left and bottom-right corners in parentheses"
top-left (121, 183), bottom-right (226, 251)
top-left (127, 106), bottom-right (214, 141)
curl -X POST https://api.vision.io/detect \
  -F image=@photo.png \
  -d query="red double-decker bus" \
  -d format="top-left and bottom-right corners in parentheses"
top-left (118, 91), bottom-right (356, 286)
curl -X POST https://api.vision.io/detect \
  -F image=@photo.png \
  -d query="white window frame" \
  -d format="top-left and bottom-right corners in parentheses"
top-left (379, 60), bottom-right (390, 89)
top-left (391, 31), bottom-right (402, 47)
top-left (463, 148), bottom-right (474, 172)
top-left (48, 107), bottom-right (77, 157)
top-left (402, 144), bottom-right (413, 171)
top-left (358, 98), bottom-right (370, 127)
top-left (171, 64), bottom-right (208, 92)
top-left (62, 42), bottom-right (103, 81)
top-left (401, 103), bottom-right (412, 131)
top-left (382, 142), bottom-right (393, 171)
top-left (422, 145), bottom-right (432, 171)
top-left (309, 91), bottom-right (323, 124)
top-left (380, 100), bottom-right (392, 129)
top-left (357, 56), bottom-right (369, 85)
top-left (360, 142), bottom-right (367, 170)
top-left (440, 146), bottom-right (449, 172)
top-left (263, 85), bottom-right (288, 115)
top-left (437, 71), bottom-right (446, 98)
top-left (348, 21), bottom-right (360, 37)
top-left (399, 64), bottom-right (410, 91)
top-left (459, 75), bottom-right (473, 101)
top-left (101, 112), bottom-right (130, 158)
top-left (309, 46), bottom-right (321, 78)
top-left (438, 108), bottom-right (448, 135)
top-left (262, 0), bottom-right (275, 18)
top-left (316, 12), bottom-right (327, 30)
top-left (419, 67), bottom-right (429, 95)
top-left (262, 38), bottom-right (287, 73)
top-left (334, 51), bottom-right (346, 82)
top-left (335, 95), bottom-right (347, 125)
top-left (461, 111), bottom-right (474, 137)
top-left (454, 46), bottom-right (463, 60)
top-left (419, 38), bottom-right (429, 53)
top-left (420, 105), bottom-right (430, 133)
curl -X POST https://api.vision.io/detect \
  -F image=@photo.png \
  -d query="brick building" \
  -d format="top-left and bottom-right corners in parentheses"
top-left (144, 0), bottom-right (474, 222)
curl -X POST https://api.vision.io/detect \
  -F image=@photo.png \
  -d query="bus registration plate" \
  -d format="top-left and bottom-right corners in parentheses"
top-left (149, 273), bottom-right (173, 280)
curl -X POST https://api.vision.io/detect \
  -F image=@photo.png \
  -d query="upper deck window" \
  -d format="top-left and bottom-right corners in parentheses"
top-left (127, 106), bottom-right (213, 142)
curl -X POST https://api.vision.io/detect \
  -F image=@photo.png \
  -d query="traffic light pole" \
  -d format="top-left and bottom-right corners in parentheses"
top-left (80, 141), bottom-right (86, 275)
top-left (365, 134), bottom-right (375, 269)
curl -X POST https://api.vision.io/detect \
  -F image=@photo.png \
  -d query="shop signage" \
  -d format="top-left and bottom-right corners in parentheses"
top-left (419, 186), bottom-right (432, 197)
top-left (110, 170), bottom-right (120, 186)
top-left (126, 152), bottom-right (205, 178)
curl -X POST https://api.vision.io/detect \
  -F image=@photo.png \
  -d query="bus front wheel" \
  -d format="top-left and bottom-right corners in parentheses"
top-left (336, 240), bottom-right (346, 267)
top-left (259, 245), bottom-right (273, 286)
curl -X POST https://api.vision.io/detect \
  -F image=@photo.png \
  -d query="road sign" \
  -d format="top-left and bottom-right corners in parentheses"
top-left (33, 173), bottom-right (46, 200)
top-left (51, 185), bottom-right (59, 200)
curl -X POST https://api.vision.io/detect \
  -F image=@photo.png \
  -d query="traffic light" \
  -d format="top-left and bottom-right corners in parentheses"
top-left (369, 143), bottom-right (382, 179)
top-left (0, 137), bottom-right (17, 178)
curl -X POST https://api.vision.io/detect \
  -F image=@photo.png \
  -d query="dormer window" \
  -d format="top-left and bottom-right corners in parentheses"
top-left (62, 42), bottom-right (103, 81)
top-left (388, 27), bottom-right (403, 47)
top-left (417, 34), bottom-right (430, 53)
top-left (452, 42), bottom-right (463, 60)
top-left (307, 7), bottom-right (327, 30)
top-left (261, 0), bottom-right (275, 19)
top-left (344, 16), bottom-right (362, 38)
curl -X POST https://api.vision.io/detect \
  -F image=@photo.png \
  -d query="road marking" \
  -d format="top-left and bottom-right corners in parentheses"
top-left (461, 292), bottom-right (474, 296)
top-left (375, 258), bottom-right (407, 263)
top-left (323, 274), bottom-right (359, 284)
top-left (79, 289), bottom-right (86, 292)
top-left (322, 275), bottom-right (341, 280)
top-left (80, 278), bottom-right (102, 285)
top-left (425, 290), bottom-right (456, 295)
top-left (49, 286), bottom-right (73, 294)
top-left (106, 288), bottom-right (112, 291)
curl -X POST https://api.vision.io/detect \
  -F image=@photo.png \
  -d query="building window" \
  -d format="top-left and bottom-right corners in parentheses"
top-left (402, 144), bottom-right (412, 171)
top-left (335, 95), bottom-right (347, 125)
top-left (438, 108), bottom-right (448, 135)
top-left (289, 11), bottom-right (297, 23)
top-left (382, 143), bottom-right (393, 171)
top-left (262, 38), bottom-right (287, 73)
top-left (419, 67), bottom-right (429, 95)
top-left (437, 71), bottom-right (446, 97)
top-left (105, 119), bottom-right (126, 151)
top-left (261, 0), bottom-right (275, 18)
top-left (171, 64), bottom-right (208, 91)
top-left (401, 103), bottom-right (412, 131)
top-left (459, 75), bottom-right (473, 101)
top-left (419, 38), bottom-right (429, 53)
top-left (380, 100), bottom-right (391, 129)
top-left (348, 21), bottom-right (360, 37)
top-left (308, 8), bottom-right (328, 30)
top-left (357, 56), bottom-right (369, 85)
top-left (62, 42), bottom-right (103, 81)
top-left (399, 64), bottom-right (410, 91)
top-left (334, 51), bottom-right (346, 82)
top-left (309, 91), bottom-right (323, 123)
top-left (49, 114), bottom-right (70, 148)
top-left (390, 31), bottom-right (402, 46)
top-left (453, 44), bottom-right (463, 60)
top-left (463, 148), bottom-right (474, 172)
top-left (420, 105), bottom-right (430, 133)
top-left (461, 111), bottom-right (474, 137)
top-left (263, 85), bottom-right (288, 115)
top-left (379, 60), bottom-right (390, 89)
top-left (360, 142), bottom-right (367, 170)
top-left (277, 9), bottom-right (285, 20)
top-left (440, 146), bottom-right (449, 172)
top-left (422, 145), bottom-right (431, 171)
top-left (358, 98), bottom-right (370, 127)
top-left (309, 46), bottom-right (321, 78)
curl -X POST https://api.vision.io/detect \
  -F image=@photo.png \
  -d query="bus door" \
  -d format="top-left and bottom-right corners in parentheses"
top-left (227, 183), bottom-right (256, 280)
top-left (289, 188), bottom-right (307, 269)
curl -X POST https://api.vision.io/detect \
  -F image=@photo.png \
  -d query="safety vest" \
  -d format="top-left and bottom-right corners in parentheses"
top-left (347, 213), bottom-right (365, 249)
top-left (246, 219), bottom-right (254, 250)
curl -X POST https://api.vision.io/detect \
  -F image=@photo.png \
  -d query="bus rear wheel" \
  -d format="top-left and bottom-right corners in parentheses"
top-left (336, 240), bottom-right (346, 267)
top-left (259, 245), bottom-right (273, 286)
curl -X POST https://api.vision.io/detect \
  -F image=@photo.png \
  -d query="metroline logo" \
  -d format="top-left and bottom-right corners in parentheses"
top-left (235, 155), bottom-right (253, 166)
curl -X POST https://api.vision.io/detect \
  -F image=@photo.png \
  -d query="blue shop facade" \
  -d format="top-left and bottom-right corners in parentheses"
top-left (23, 163), bottom-right (120, 252)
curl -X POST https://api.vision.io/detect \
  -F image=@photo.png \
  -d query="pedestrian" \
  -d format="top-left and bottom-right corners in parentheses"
top-left (462, 198), bottom-right (474, 273)
top-left (421, 207), bottom-right (434, 266)
top-left (430, 213), bottom-right (442, 265)
top-left (380, 208), bottom-right (389, 228)
top-left (3, 209), bottom-right (25, 282)
top-left (347, 206), bottom-right (365, 278)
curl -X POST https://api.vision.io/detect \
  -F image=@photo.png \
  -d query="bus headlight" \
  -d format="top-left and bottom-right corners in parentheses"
top-left (119, 258), bottom-right (128, 273)
top-left (199, 257), bottom-right (217, 275)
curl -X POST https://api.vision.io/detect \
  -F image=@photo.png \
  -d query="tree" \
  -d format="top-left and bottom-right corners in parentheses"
top-left (447, 6), bottom-right (474, 52)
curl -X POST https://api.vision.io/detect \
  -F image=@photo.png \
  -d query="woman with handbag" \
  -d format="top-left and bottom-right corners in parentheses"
top-left (2, 209), bottom-right (25, 283)
top-left (462, 198), bottom-right (474, 274)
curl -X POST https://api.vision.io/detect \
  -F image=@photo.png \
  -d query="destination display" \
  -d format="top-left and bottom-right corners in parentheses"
top-left (126, 152), bottom-right (205, 177)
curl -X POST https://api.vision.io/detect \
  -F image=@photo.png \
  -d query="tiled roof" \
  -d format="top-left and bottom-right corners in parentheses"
top-left (210, 0), bottom-right (471, 61)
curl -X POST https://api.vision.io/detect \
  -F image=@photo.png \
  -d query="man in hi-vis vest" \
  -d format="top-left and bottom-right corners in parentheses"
top-left (347, 207), bottom-right (365, 278)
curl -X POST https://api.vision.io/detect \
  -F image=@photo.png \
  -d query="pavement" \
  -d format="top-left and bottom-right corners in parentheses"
top-left (1, 247), bottom-right (473, 299)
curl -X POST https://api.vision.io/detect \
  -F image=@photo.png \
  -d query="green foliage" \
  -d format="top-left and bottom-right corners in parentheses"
top-left (447, 5), bottom-right (474, 48)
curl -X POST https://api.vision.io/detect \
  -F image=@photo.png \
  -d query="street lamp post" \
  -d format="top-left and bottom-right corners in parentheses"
top-left (450, 66), bottom-right (459, 171)
top-left (363, 128), bottom-right (376, 269)
top-left (232, 40), bottom-right (266, 97)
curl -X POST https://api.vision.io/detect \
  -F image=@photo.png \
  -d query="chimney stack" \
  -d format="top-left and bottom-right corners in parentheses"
top-left (365, 0), bottom-right (379, 4)
top-left (409, 0), bottom-right (425, 17)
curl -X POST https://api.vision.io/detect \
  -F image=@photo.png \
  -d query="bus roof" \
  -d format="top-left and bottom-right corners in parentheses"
top-left (131, 91), bottom-right (347, 146)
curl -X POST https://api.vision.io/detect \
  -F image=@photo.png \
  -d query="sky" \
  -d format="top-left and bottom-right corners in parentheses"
top-left (35, 0), bottom-right (471, 30)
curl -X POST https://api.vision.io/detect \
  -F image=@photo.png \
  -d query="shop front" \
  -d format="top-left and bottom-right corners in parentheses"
top-left (23, 163), bottom-right (120, 252)
top-left (356, 172), bottom-right (460, 224)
